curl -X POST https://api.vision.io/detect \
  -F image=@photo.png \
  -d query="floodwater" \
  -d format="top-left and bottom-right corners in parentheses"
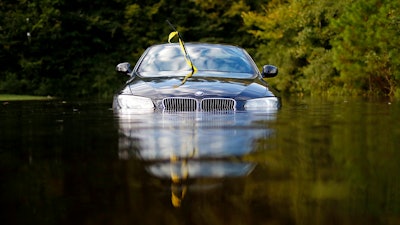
top-left (1, 97), bottom-right (400, 225)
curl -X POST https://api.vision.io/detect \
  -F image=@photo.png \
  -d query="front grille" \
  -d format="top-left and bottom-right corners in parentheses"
top-left (162, 97), bottom-right (198, 111)
top-left (162, 97), bottom-right (236, 112)
top-left (201, 98), bottom-right (236, 111)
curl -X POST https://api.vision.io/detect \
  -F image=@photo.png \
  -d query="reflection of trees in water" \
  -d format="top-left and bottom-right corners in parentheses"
top-left (0, 101), bottom-right (121, 225)
top-left (4, 100), bottom-right (400, 225)
top-left (242, 98), bottom-right (400, 225)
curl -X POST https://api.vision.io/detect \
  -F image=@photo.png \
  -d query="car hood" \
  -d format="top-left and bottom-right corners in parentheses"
top-left (123, 74), bottom-right (274, 99)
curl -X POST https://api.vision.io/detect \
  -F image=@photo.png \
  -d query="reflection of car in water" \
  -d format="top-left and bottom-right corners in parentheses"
top-left (117, 112), bottom-right (275, 207)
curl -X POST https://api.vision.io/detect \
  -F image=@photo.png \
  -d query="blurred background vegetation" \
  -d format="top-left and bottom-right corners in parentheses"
top-left (1, 0), bottom-right (399, 98)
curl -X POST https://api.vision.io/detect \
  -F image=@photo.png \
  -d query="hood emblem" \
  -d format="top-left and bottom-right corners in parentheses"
top-left (195, 91), bottom-right (204, 97)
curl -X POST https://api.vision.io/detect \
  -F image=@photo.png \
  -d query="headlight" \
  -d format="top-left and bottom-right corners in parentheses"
top-left (117, 95), bottom-right (154, 110)
top-left (244, 97), bottom-right (280, 110)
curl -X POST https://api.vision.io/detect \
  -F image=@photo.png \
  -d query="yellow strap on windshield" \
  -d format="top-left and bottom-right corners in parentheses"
top-left (168, 31), bottom-right (197, 86)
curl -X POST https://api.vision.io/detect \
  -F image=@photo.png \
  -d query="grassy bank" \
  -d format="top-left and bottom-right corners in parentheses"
top-left (0, 94), bottom-right (53, 101)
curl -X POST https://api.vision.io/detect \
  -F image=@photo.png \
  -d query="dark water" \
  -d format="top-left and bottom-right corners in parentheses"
top-left (1, 97), bottom-right (400, 225)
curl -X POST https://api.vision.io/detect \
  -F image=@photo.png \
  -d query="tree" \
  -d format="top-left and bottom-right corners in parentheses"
top-left (0, 0), bottom-right (269, 97)
top-left (242, 0), bottom-right (343, 95)
top-left (0, 0), bottom-right (63, 94)
top-left (331, 0), bottom-right (400, 96)
top-left (4, 0), bottom-right (398, 97)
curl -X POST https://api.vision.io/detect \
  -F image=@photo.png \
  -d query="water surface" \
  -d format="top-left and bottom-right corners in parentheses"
top-left (1, 97), bottom-right (399, 225)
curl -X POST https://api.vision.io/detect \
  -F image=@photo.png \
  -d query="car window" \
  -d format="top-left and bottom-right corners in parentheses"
top-left (138, 44), bottom-right (256, 76)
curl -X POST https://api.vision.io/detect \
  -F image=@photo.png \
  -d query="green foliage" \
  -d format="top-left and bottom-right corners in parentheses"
top-left (331, 0), bottom-right (400, 96)
top-left (242, 0), bottom-right (342, 95)
top-left (1, 0), bottom-right (399, 97)
top-left (243, 0), bottom-right (400, 96)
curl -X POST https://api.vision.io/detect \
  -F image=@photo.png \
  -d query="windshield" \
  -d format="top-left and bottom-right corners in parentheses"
top-left (137, 44), bottom-right (257, 76)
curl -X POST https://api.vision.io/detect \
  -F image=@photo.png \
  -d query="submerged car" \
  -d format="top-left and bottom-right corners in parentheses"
top-left (113, 42), bottom-right (280, 112)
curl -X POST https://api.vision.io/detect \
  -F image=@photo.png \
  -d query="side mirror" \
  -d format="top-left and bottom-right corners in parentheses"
top-left (262, 65), bottom-right (278, 78)
top-left (116, 62), bottom-right (132, 76)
